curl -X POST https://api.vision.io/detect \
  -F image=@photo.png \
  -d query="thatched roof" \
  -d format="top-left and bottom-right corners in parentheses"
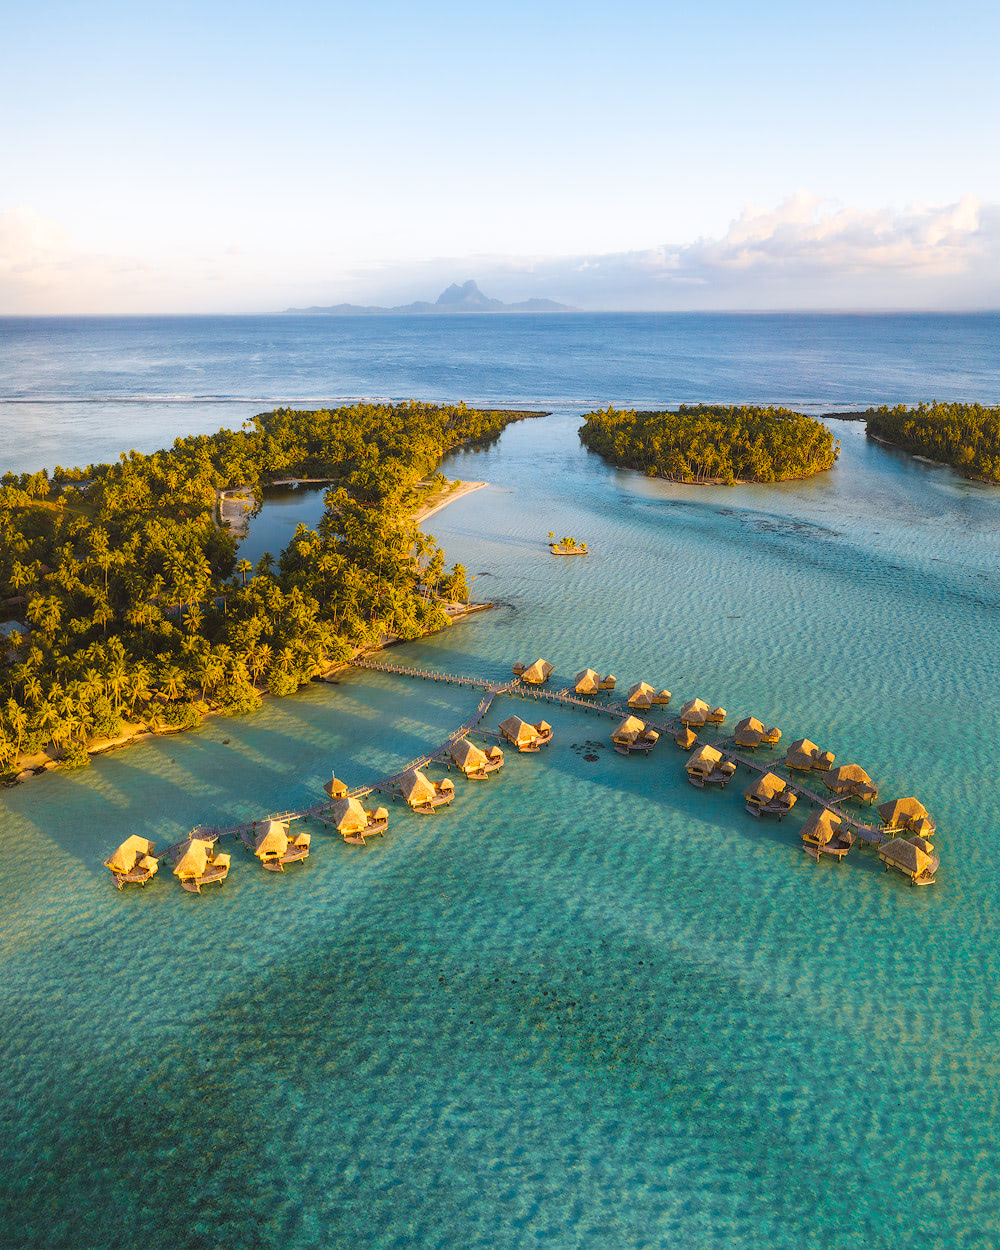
top-left (655, 689), bottom-right (672, 703)
top-left (799, 809), bottom-right (842, 846)
top-left (324, 774), bottom-right (348, 799)
top-left (600, 674), bottom-right (616, 688)
top-left (830, 763), bottom-right (873, 786)
top-left (878, 796), bottom-right (929, 828)
top-left (172, 838), bottom-right (213, 879)
top-left (253, 820), bottom-right (289, 858)
top-left (575, 668), bottom-right (601, 694)
top-left (498, 715), bottom-right (537, 746)
top-left (399, 768), bottom-right (436, 804)
top-left (679, 697), bottom-right (709, 725)
top-left (675, 727), bottom-right (697, 749)
top-left (910, 815), bottom-right (936, 839)
top-left (686, 744), bottom-right (723, 775)
top-left (736, 716), bottom-right (765, 735)
top-left (745, 772), bottom-right (786, 802)
top-left (373, 806), bottom-right (389, 821)
top-left (521, 659), bottom-right (553, 683)
top-left (449, 737), bottom-right (488, 771)
top-left (785, 738), bottom-right (818, 767)
top-left (138, 854), bottom-right (160, 875)
top-left (880, 837), bottom-right (938, 877)
top-left (438, 777), bottom-right (455, 794)
top-left (487, 745), bottom-right (503, 760)
top-left (330, 797), bottom-right (369, 834)
top-left (105, 835), bottom-right (156, 874)
top-left (536, 720), bottom-right (552, 735)
top-left (613, 715), bottom-right (647, 744)
top-left (628, 681), bottom-right (655, 706)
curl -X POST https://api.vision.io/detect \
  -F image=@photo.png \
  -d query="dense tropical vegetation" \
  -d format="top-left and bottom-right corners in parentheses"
top-left (0, 402), bottom-right (533, 774)
top-left (865, 403), bottom-right (1000, 481)
top-left (578, 405), bottom-right (838, 484)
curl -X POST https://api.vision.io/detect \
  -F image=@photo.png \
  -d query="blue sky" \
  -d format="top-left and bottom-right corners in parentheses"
top-left (2, 0), bottom-right (999, 311)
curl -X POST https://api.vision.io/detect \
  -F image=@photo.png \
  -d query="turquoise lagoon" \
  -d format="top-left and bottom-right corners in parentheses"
top-left (3, 413), bottom-right (1000, 1248)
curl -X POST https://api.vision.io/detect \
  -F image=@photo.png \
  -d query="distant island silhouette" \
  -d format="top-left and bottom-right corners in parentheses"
top-left (283, 279), bottom-right (573, 315)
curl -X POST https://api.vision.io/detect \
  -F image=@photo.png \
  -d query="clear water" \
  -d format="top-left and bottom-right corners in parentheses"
top-left (2, 318), bottom-right (1000, 1247)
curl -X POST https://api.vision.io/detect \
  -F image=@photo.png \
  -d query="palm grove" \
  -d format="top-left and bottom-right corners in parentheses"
top-left (0, 403), bottom-right (531, 772)
top-left (579, 405), bottom-right (838, 484)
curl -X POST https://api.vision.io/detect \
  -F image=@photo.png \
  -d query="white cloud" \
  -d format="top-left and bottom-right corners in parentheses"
top-left (0, 195), bottom-right (997, 312)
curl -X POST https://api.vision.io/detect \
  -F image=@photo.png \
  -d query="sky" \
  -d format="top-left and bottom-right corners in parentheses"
top-left (2, 0), bottom-right (999, 313)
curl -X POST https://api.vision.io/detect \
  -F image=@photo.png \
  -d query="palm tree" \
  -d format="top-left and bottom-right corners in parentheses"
top-left (237, 558), bottom-right (252, 588)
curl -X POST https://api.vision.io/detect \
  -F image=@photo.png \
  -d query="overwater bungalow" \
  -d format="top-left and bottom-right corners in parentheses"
top-left (515, 658), bottom-right (553, 685)
top-left (879, 835), bottom-right (939, 886)
top-left (685, 744), bottom-right (737, 788)
top-left (705, 705), bottom-right (726, 725)
top-left (575, 668), bottom-right (602, 695)
top-left (324, 774), bottom-right (349, 800)
top-left (172, 837), bottom-right (231, 893)
top-left (733, 716), bottom-right (782, 749)
top-left (498, 715), bottom-right (552, 752)
top-left (628, 681), bottom-right (656, 710)
top-left (784, 740), bottom-right (835, 772)
top-left (674, 726), bottom-right (698, 750)
top-left (824, 764), bottom-right (878, 804)
top-left (800, 809), bottom-right (854, 861)
top-left (877, 796), bottom-right (935, 836)
top-left (679, 698), bottom-right (710, 728)
top-left (611, 715), bottom-right (660, 755)
top-left (744, 772), bottom-right (797, 819)
top-left (448, 736), bottom-right (504, 778)
top-left (598, 673), bottom-right (616, 691)
top-left (328, 797), bottom-right (389, 844)
top-left (399, 767), bottom-right (455, 813)
top-left (251, 819), bottom-right (310, 871)
top-left (104, 835), bottom-right (159, 889)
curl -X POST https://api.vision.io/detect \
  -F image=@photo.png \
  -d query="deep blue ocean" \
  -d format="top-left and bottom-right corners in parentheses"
top-left (0, 311), bottom-right (997, 472)
top-left (2, 313), bottom-right (1000, 1248)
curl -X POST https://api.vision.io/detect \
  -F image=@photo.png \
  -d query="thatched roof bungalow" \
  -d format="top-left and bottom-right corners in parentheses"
top-left (104, 835), bottom-right (159, 888)
top-left (674, 727), bottom-right (698, 750)
top-left (612, 715), bottom-right (659, 754)
top-left (744, 772), bottom-right (797, 818)
top-left (799, 809), bottom-right (854, 860)
top-left (520, 659), bottom-right (553, 685)
top-left (449, 737), bottom-right (504, 777)
top-left (686, 744), bottom-right (737, 787)
top-left (598, 674), bottom-right (616, 690)
top-left (324, 774), bottom-right (348, 799)
top-left (785, 738), bottom-right (820, 770)
top-left (499, 716), bottom-right (551, 751)
top-left (329, 797), bottom-right (389, 843)
top-left (575, 668), bottom-right (601, 695)
top-left (825, 764), bottom-right (878, 803)
top-left (628, 681), bottom-right (656, 709)
top-left (879, 836), bottom-right (939, 885)
top-left (679, 698), bottom-right (710, 728)
top-left (172, 837), bottom-right (230, 893)
top-left (877, 797), bottom-right (933, 834)
top-left (734, 717), bottom-right (782, 749)
top-left (399, 767), bottom-right (454, 811)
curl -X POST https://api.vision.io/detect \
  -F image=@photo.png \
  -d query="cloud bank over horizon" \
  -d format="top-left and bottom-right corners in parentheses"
top-left (1, 194), bottom-right (998, 315)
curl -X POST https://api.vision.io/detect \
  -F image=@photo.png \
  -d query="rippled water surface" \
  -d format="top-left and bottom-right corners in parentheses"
top-left (2, 337), bottom-right (1000, 1245)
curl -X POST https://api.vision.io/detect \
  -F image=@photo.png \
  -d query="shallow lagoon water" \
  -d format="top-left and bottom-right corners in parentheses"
top-left (3, 410), bottom-right (1000, 1247)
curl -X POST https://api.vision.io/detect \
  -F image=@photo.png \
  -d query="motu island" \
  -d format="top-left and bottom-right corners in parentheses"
top-left (578, 404), bottom-right (839, 484)
top-left (0, 403), bottom-right (538, 775)
top-left (865, 401), bottom-right (1000, 481)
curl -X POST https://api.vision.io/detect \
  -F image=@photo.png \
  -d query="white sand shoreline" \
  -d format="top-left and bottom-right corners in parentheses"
top-left (414, 479), bottom-right (487, 523)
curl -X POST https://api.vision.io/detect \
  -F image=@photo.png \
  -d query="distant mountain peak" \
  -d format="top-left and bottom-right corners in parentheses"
top-left (284, 280), bottom-right (572, 316)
